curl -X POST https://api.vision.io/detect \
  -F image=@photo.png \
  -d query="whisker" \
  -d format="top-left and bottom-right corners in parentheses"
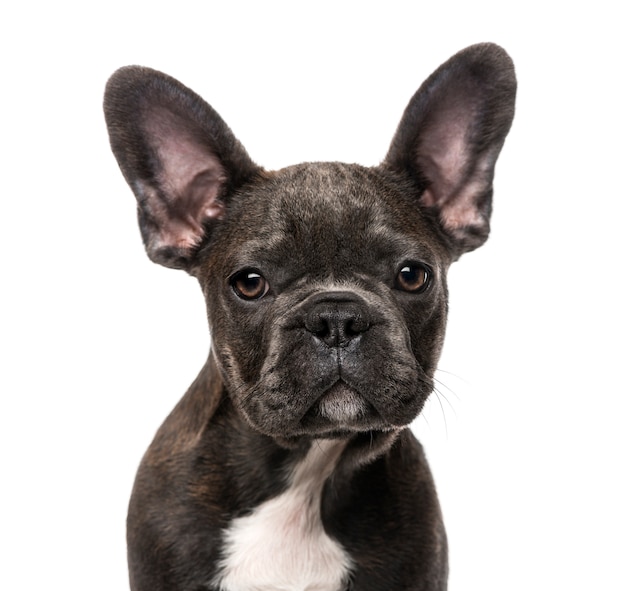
top-left (433, 376), bottom-right (460, 401)
top-left (431, 387), bottom-right (449, 438)
top-left (431, 383), bottom-right (457, 416)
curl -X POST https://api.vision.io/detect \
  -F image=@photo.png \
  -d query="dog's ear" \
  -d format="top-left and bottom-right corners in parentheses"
top-left (384, 43), bottom-right (516, 256)
top-left (104, 66), bottom-right (260, 271)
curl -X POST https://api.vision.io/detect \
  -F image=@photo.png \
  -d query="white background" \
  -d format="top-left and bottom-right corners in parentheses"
top-left (1, 2), bottom-right (624, 590)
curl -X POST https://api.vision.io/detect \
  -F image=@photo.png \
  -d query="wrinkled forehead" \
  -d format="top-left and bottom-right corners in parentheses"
top-left (218, 162), bottom-right (447, 276)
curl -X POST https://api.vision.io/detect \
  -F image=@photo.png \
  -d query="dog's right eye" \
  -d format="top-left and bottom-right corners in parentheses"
top-left (230, 270), bottom-right (270, 300)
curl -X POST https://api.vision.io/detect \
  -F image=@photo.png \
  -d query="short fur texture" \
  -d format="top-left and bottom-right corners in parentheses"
top-left (104, 43), bottom-right (516, 591)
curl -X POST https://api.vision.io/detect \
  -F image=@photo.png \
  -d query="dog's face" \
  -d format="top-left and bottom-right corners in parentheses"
top-left (198, 162), bottom-right (451, 439)
top-left (104, 44), bottom-right (516, 441)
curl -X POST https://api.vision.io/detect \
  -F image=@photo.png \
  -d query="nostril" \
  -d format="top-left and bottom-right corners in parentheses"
top-left (305, 314), bottom-right (332, 340)
top-left (346, 314), bottom-right (370, 337)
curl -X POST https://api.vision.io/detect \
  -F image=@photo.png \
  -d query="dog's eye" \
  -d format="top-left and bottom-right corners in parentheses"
top-left (395, 263), bottom-right (431, 293)
top-left (231, 270), bottom-right (270, 300)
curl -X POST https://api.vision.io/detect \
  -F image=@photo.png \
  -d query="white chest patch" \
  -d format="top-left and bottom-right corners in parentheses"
top-left (213, 440), bottom-right (353, 591)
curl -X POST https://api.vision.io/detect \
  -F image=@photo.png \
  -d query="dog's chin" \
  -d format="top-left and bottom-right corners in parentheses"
top-left (300, 382), bottom-right (380, 433)
top-left (239, 378), bottom-right (426, 444)
top-left (279, 381), bottom-right (406, 443)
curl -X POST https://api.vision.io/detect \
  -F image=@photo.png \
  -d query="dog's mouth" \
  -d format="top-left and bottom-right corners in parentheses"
top-left (299, 381), bottom-right (382, 435)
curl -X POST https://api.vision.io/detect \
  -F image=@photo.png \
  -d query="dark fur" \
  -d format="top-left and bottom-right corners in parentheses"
top-left (104, 43), bottom-right (516, 590)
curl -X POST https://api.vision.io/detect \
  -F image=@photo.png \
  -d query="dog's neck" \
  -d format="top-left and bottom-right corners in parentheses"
top-left (212, 437), bottom-right (354, 591)
top-left (146, 353), bottom-right (402, 515)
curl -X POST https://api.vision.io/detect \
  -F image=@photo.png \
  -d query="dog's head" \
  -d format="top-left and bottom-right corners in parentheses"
top-left (104, 44), bottom-right (515, 441)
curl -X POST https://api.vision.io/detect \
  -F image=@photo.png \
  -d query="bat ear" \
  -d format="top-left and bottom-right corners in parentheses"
top-left (104, 66), bottom-right (260, 271)
top-left (384, 43), bottom-right (517, 256)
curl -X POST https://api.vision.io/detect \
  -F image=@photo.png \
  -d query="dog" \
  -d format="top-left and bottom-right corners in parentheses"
top-left (104, 43), bottom-right (516, 591)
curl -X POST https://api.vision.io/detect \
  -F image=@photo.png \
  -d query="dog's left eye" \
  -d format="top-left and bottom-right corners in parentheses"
top-left (230, 270), bottom-right (270, 300)
top-left (395, 263), bottom-right (431, 293)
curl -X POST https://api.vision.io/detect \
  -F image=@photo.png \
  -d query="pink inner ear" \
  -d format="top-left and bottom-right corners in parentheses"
top-left (421, 179), bottom-right (486, 234)
top-left (143, 107), bottom-right (227, 252)
top-left (422, 119), bottom-right (470, 195)
top-left (417, 103), bottom-right (474, 201)
top-left (417, 101), bottom-right (491, 234)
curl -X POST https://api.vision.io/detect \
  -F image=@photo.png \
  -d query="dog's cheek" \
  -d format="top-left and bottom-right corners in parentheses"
top-left (196, 281), bottom-right (248, 382)
top-left (410, 304), bottom-right (448, 377)
top-left (207, 298), bottom-right (274, 388)
top-left (392, 281), bottom-right (448, 380)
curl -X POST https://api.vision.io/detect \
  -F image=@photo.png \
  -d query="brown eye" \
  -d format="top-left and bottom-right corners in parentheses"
top-left (395, 263), bottom-right (431, 293)
top-left (231, 270), bottom-right (270, 300)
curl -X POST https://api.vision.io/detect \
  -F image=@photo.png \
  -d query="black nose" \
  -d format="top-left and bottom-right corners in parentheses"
top-left (304, 292), bottom-right (371, 347)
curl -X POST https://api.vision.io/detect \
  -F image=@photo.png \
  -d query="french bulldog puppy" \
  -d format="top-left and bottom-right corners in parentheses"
top-left (104, 43), bottom-right (516, 591)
